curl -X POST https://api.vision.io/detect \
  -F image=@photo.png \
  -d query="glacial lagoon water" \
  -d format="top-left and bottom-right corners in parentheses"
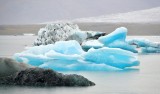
top-left (0, 35), bottom-right (160, 94)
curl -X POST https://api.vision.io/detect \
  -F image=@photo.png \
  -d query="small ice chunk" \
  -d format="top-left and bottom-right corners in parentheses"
top-left (127, 38), bottom-right (160, 48)
top-left (127, 38), bottom-right (160, 53)
top-left (14, 27), bottom-right (141, 71)
top-left (142, 47), bottom-right (160, 53)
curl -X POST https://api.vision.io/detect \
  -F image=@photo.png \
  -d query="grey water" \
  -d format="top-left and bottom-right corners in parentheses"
top-left (0, 36), bottom-right (160, 94)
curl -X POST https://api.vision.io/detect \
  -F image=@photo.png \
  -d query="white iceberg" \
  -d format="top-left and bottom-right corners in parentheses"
top-left (34, 23), bottom-right (87, 46)
top-left (14, 40), bottom-right (139, 71)
top-left (34, 23), bottom-right (106, 46)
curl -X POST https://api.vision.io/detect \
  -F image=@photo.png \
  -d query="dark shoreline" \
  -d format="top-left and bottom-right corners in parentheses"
top-left (0, 22), bottom-right (160, 35)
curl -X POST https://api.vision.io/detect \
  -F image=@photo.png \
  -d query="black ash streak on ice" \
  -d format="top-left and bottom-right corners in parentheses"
top-left (0, 57), bottom-right (31, 77)
top-left (0, 58), bottom-right (95, 86)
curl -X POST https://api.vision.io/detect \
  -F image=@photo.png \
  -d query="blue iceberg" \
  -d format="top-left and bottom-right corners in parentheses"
top-left (127, 38), bottom-right (160, 53)
top-left (14, 40), bottom-right (84, 66)
top-left (127, 38), bottom-right (160, 48)
top-left (142, 47), bottom-right (160, 53)
top-left (98, 27), bottom-right (137, 53)
top-left (14, 40), bottom-right (139, 71)
top-left (98, 27), bottom-right (127, 44)
top-left (83, 27), bottom-right (137, 53)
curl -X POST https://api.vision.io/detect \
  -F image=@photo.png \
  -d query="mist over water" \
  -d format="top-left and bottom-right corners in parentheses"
top-left (0, 0), bottom-right (160, 25)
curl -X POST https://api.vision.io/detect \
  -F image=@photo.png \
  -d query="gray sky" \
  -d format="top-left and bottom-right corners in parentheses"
top-left (0, 0), bottom-right (160, 25)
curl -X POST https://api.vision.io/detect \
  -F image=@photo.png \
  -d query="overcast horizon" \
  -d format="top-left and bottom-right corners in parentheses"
top-left (0, 0), bottom-right (160, 25)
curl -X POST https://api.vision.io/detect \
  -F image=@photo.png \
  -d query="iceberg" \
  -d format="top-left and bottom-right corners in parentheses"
top-left (14, 40), bottom-right (84, 66)
top-left (14, 40), bottom-right (139, 71)
top-left (97, 27), bottom-right (137, 53)
top-left (82, 27), bottom-right (137, 53)
top-left (34, 23), bottom-right (106, 46)
top-left (127, 38), bottom-right (160, 53)
top-left (142, 47), bottom-right (160, 53)
top-left (34, 23), bottom-right (87, 46)
top-left (127, 38), bottom-right (160, 48)
top-left (98, 27), bottom-right (127, 44)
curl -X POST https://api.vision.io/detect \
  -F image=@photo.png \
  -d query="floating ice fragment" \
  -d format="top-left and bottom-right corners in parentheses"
top-left (127, 38), bottom-right (160, 53)
top-left (127, 38), bottom-right (160, 48)
top-left (142, 47), bottom-right (160, 53)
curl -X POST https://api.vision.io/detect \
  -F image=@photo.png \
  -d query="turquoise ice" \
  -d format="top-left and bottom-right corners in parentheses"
top-left (83, 27), bottom-right (137, 53)
top-left (127, 38), bottom-right (160, 53)
top-left (14, 40), bottom-right (139, 71)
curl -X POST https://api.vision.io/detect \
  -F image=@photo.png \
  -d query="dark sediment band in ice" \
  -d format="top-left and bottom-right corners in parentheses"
top-left (0, 57), bottom-right (94, 86)
top-left (0, 68), bottom-right (95, 86)
top-left (0, 57), bottom-right (31, 77)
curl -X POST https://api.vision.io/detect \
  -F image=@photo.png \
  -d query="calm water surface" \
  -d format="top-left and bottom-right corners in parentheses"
top-left (0, 36), bottom-right (160, 94)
